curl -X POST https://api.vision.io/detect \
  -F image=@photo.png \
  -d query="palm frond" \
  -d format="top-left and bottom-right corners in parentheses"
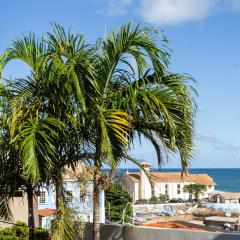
top-left (51, 203), bottom-right (75, 240)
top-left (3, 33), bottom-right (45, 72)
top-left (12, 118), bottom-right (64, 182)
top-left (0, 196), bottom-right (12, 221)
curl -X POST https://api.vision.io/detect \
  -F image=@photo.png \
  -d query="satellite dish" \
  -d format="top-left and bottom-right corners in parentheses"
top-left (225, 212), bottom-right (231, 217)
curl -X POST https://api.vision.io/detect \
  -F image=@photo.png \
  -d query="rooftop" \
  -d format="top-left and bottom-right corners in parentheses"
top-left (127, 172), bottom-right (215, 186)
top-left (216, 192), bottom-right (240, 199)
top-left (37, 208), bottom-right (56, 217)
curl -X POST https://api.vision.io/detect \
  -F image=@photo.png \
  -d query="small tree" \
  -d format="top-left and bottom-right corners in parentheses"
top-left (105, 184), bottom-right (132, 223)
top-left (150, 196), bottom-right (158, 204)
top-left (183, 184), bottom-right (207, 201)
top-left (158, 194), bottom-right (169, 203)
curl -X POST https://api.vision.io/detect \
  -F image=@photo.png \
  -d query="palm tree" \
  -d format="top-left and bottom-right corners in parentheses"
top-left (0, 35), bottom-right (71, 240)
top-left (0, 79), bottom-right (65, 240)
top-left (1, 22), bottom-right (196, 240)
top-left (45, 23), bottom-right (196, 240)
top-left (0, 30), bottom-right (95, 239)
top-left (183, 184), bottom-right (206, 201)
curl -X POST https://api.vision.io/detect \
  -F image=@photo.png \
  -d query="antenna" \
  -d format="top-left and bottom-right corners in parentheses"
top-left (104, 24), bottom-right (107, 41)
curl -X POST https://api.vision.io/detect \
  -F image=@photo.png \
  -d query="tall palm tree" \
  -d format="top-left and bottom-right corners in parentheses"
top-left (0, 35), bottom-right (72, 240)
top-left (1, 22), bottom-right (196, 240)
top-left (0, 30), bottom-right (95, 239)
top-left (45, 23), bottom-right (196, 240)
top-left (0, 79), bottom-right (65, 240)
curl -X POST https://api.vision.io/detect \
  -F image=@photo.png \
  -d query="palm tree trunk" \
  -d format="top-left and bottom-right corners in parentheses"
top-left (55, 174), bottom-right (63, 209)
top-left (26, 184), bottom-right (35, 240)
top-left (93, 128), bottom-right (102, 240)
top-left (93, 173), bottom-right (100, 240)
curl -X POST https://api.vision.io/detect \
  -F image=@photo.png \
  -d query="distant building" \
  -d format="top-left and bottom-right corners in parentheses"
top-left (37, 164), bottom-right (105, 228)
top-left (121, 162), bottom-right (215, 201)
top-left (0, 164), bottom-right (105, 230)
top-left (211, 192), bottom-right (240, 203)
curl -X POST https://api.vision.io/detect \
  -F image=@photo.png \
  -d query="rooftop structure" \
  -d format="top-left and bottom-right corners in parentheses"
top-left (210, 192), bottom-right (240, 203)
top-left (121, 162), bottom-right (215, 201)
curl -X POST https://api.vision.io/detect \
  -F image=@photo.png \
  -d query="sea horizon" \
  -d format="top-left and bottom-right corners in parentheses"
top-left (102, 168), bottom-right (240, 193)
top-left (103, 167), bottom-right (240, 170)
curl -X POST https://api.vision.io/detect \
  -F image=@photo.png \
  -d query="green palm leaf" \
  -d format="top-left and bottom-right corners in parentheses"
top-left (12, 118), bottom-right (64, 182)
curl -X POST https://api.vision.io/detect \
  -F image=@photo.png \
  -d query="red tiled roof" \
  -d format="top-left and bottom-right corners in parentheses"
top-left (37, 208), bottom-right (56, 217)
top-left (127, 172), bottom-right (215, 186)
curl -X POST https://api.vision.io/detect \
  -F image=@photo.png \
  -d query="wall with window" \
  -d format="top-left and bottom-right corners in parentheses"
top-left (38, 180), bottom-right (105, 228)
top-left (154, 182), bottom-right (197, 200)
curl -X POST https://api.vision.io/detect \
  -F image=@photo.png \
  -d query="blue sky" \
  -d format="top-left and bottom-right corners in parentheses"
top-left (1, 0), bottom-right (240, 168)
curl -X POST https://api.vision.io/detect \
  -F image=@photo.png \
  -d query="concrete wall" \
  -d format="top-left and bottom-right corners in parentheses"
top-left (154, 182), bottom-right (191, 200)
top-left (0, 193), bottom-right (39, 229)
top-left (211, 194), bottom-right (240, 204)
top-left (83, 224), bottom-right (240, 240)
top-left (139, 167), bottom-right (151, 200)
top-left (225, 199), bottom-right (240, 203)
top-left (154, 182), bottom-right (214, 200)
top-left (121, 174), bottom-right (136, 200)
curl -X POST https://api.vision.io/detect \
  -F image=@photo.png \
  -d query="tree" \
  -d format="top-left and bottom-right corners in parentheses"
top-left (150, 196), bottom-right (159, 204)
top-left (158, 194), bottom-right (169, 203)
top-left (105, 184), bottom-right (132, 223)
top-left (183, 184), bottom-right (207, 201)
top-left (1, 22), bottom-right (197, 240)
top-left (0, 82), bottom-right (62, 240)
top-left (43, 22), bottom-right (196, 240)
top-left (0, 33), bottom-right (79, 240)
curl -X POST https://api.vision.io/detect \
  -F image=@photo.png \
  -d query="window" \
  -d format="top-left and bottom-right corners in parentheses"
top-left (177, 184), bottom-right (181, 194)
top-left (66, 191), bottom-right (73, 204)
top-left (39, 191), bottom-right (47, 204)
top-left (80, 191), bottom-right (86, 202)
top-left (165, 184), bottom-right (168, 195)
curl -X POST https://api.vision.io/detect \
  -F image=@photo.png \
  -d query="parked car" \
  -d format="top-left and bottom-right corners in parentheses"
top-left (176, 198), bottom-right (185, 203)
top-left (169, 198), bottom-right (178, 203)
top-left (169, 198), bottom-right (185, 203)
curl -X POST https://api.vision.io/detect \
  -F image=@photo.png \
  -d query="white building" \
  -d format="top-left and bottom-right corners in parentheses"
top-left (210, 192), bottom-right (240, 203)
top-left (37, 163), bottom-right (105, 228)
top-left (121, 162), bottom-right (215, 201)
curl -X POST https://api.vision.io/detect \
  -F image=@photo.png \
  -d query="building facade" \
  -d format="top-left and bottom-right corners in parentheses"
top-left (121, 162), bottom-right (215, 201)
top-left (37, 164), bottom-right (105, 228)
top-left (0, 193), bottom-right (39, 229)
top-left (210, 192), bottom-right (240, 203)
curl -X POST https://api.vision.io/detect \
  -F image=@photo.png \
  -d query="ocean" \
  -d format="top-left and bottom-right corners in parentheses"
top-left (105, 168), bottom-right (240, 193)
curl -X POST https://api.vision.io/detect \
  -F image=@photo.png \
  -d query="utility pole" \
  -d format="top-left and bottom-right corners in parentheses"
top-left (132, 192), bottom-right (134, 226)
top-left (105, 200), bottom-right (111, 221)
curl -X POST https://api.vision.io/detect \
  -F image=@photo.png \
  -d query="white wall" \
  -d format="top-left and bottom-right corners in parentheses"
top-left (121, 174), bottom-right (136, 200)
top-left (121, 174), bottom-right (215, 201)
top-left (154, 181), bottom-right (214, 200)
top-left (0, 193), bottom-right (39, 228)
top-left (139, 168), bottom-right (152, 200)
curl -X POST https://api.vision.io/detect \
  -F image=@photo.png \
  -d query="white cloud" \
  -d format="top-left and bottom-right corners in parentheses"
top-left (223, 0), bottom-right (240, 11)
top-left (139, 0), bottom-right (240, 25)
top-left (196, 132), bottom-right (240, 152)
top-left (140, 0), bottom-right (216, 24)
top-left (106, 0), bottom-right (132, 16)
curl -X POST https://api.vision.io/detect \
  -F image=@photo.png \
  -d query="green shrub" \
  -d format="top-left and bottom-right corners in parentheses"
top-left (35, 228), bottom-right (50, 240)
top-left (138, 199), bottom-right (148, 204)
top-left (158, 194), bottom-right (169, 202)
top-left (105, 184), bottom-right (132, 223)
top-left (150, 196), bottom-right (158, 204)
top-left (0, 222), bottom-right (49, 240)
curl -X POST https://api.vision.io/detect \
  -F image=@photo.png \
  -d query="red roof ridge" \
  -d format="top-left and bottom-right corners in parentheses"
top-left (37, 208), bottom-right (56, 217)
